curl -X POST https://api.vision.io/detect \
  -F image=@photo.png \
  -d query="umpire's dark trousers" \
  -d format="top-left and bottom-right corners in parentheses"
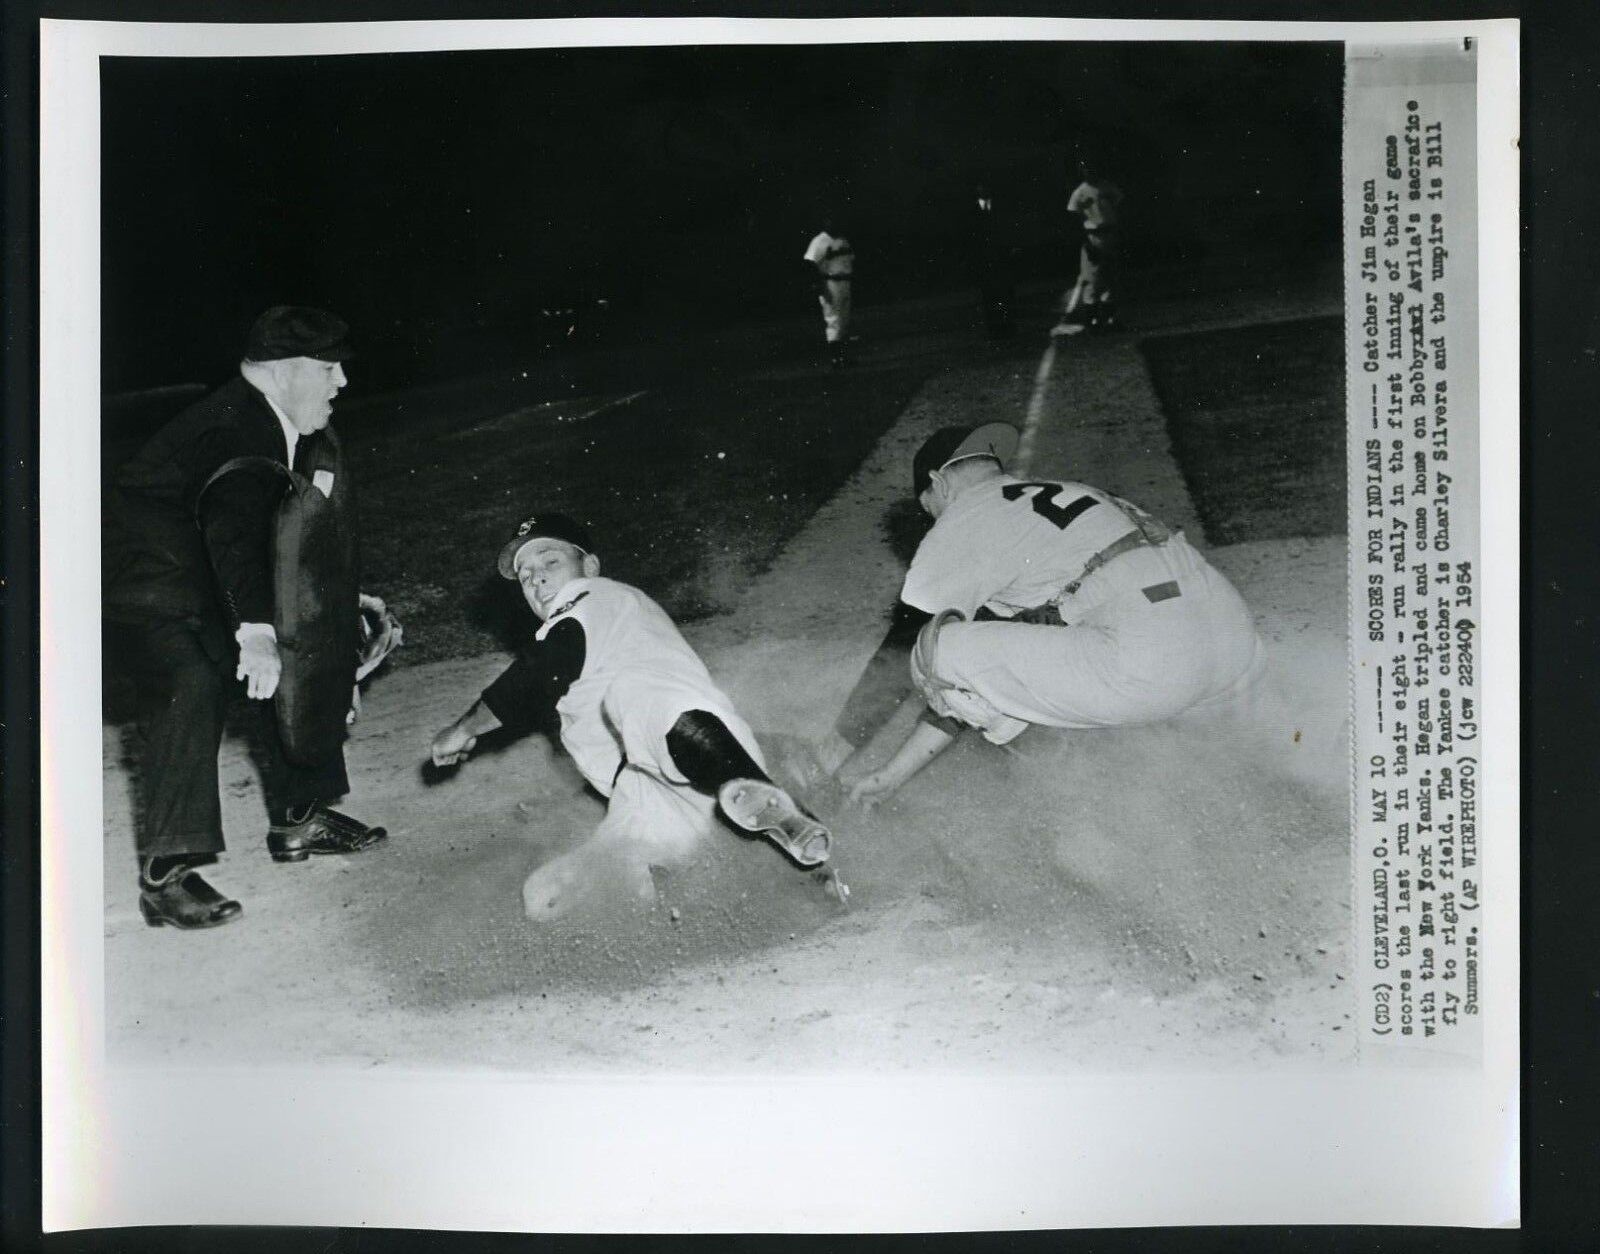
top-left (114, 616), bottom-right (349, 858)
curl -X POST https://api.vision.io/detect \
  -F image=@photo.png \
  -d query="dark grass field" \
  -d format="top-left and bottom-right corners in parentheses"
top-left (1141, 315), bottom-right (1345, 545)
top-left (342, 353), bottom-right (942, 666)
top-left (99, 291), bottom-right (1050, 717)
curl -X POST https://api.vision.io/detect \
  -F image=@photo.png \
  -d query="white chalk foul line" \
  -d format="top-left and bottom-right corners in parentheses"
top-left (571, 389), bottom-right (647, 423)
top-left (1016, 338), bottom-right (1058, 474)
top-left (447, 389), bottom-right (649, 440)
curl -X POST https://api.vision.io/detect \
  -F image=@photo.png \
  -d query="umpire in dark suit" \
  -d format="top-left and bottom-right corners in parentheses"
top-left (105, 306), bottom-right (387, 929)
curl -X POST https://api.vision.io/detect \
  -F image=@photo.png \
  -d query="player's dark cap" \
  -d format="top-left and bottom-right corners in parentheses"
top-left (912, 422), bottom-right (1020, 497)
top-left (242, 306), bottom-right (354, 363)
top-left (497, 512), bottom-right (595, 579)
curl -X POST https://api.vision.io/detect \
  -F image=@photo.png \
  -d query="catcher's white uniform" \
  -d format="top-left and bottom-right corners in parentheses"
top-left (902, 475), bottom-right (1262, 741)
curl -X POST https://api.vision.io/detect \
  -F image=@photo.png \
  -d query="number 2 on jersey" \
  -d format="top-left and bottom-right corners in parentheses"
top-left (1001, 481), bottom-right (1097, 529)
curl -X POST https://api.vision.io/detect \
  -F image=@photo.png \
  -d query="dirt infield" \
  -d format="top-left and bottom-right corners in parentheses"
top-left (103, 277), bottom-right (1353, 1072)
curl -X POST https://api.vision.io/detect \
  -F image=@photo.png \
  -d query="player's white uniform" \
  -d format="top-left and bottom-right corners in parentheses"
top-left (535, 576), bottom-right (766, 851)
top-left (902, 475), bottom-right (1262, 742)
top-left (1065, 179), bottom-right (1123, 313)
top-left (803, 230), bottom-right (855, 344)
top-left (1067, 179), bottom-right (1121, 234)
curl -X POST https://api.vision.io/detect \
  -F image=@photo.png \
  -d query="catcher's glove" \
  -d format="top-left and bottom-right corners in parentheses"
top-left (355, 596), bottom-right (404, 682)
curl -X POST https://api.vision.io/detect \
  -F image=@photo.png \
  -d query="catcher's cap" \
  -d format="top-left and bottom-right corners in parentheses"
top-left (243, 306), bottom-right (354, 363)
top-left (913, 422), bottom-right (1020, 497)
top-left (497, 512), bottom-right (594, 579)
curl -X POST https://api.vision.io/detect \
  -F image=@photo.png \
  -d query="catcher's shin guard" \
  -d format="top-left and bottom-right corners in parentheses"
top-left (717, 779), bottom-right (832, 868)
top-left (911, 610), bottom-right (964, 685)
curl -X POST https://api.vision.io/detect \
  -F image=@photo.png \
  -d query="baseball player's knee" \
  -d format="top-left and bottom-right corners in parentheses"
top-left (912, 664), bottom-right (1026, 744)
top-left (666, 709), bottom-right (767, 795)
top-left (909, 610), bottom-right (963, 700)
top-left (157, 655), bottom-right (226, 724)
top-left (911, 612), bottom-right (1013, 692)
top-left (1211, 618), bottom-right (1267, 696)
top-left (908, 613), bottom-right (1025, 743)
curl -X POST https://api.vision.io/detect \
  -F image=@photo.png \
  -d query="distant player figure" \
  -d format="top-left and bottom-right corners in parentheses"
top-left (430, 513), bottom-right (835, 920)
top-left (1053, 156), bottom-right (1124, 336)
top-left (967, 181), bottom-right (1015, 340)
top-left (835, 423), bottom-right (1264, 805)
top-left (803, 212), bottom-right (856, 368)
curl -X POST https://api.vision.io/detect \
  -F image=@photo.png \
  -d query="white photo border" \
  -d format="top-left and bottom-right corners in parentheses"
top-left (40, 15), bottom-right (1521, 1233)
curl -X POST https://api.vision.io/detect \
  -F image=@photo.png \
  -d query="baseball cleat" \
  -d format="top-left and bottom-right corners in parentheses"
top-left (718, 779), bottom-right (833, 868)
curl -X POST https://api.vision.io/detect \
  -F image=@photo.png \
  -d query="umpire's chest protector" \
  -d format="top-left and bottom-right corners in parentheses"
top-left (200, 431), bottom-right (361, 764)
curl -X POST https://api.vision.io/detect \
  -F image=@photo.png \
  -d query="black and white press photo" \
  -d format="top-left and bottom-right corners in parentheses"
top-left (39, 14), bottom-right (1519, 1235)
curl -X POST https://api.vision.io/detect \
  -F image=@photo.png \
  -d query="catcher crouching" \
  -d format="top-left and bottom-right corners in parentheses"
top-left (836, 422), bottom-right (1264, 803)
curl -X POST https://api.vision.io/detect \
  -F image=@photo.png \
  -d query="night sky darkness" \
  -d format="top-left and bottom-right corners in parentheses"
top-left (101, 40), bottom-right (1342, 393)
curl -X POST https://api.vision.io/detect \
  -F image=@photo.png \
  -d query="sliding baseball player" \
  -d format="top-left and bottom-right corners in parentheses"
top-left (430, 512), bottom-right (839, 920)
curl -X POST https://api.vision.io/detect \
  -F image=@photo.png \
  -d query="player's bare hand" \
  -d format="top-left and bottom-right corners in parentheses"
top-left (431, 725), bottom-right (477, 767)
top-left (236, 633), bottom-right (282, 700)
top-left (846, 771), bottom-right (897, 809)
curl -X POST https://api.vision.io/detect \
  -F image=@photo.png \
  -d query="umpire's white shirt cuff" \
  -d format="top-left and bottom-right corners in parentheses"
top-left (236, 622), bottom-right (276, 646)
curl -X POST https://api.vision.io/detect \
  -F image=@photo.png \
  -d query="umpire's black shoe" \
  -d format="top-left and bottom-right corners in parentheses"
top-left (138, 863), bottom-right (243, 930)
top-left (267, 804), bottom-right (388, 863)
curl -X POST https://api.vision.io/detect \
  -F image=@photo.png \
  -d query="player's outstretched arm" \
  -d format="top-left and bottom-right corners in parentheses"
top-left (843, 708), bottom-right (958, 808)
top-left (835, 690), bottom-right (926, 786)
top-left (430, 699), bottom-right (503, 767)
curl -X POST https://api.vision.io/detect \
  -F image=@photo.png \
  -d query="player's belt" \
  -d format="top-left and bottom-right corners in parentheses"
top-left (825, 273), bottom-right (853, 281)
top-left (1060, 528), bottom-right (1157, 596)
top-left (1015, 501), bottom-right (1181, 624)
top-left (1058, 527), bottom-right (1183, 613)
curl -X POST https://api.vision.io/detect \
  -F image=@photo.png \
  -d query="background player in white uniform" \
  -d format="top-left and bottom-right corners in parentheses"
top-left (837, 423), bottom-right (1263, 804)
top-left (803, 214), bottom-right (855, 368)
top-left (1054, 156), bottom-right (1124, 336)
top-left (431, 512), bottom-right (833, 920)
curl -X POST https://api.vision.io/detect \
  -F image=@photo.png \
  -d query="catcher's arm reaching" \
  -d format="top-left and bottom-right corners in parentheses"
top-left (835, 607), bottom-right (993, 806)
top-left (837, 692), bottom-right (959, 807)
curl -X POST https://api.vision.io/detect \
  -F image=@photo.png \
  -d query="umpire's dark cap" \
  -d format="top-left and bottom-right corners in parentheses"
top-left (243, 306), bottom-right (354, 363)
top-left (913, 422), bottom-right (1020, 497)
top-left (497, 512), bottom-right (595, 579)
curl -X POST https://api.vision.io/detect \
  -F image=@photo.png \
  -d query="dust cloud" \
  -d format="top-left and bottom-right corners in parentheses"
top-left (367, 622), bottom-right (1347, 1014)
